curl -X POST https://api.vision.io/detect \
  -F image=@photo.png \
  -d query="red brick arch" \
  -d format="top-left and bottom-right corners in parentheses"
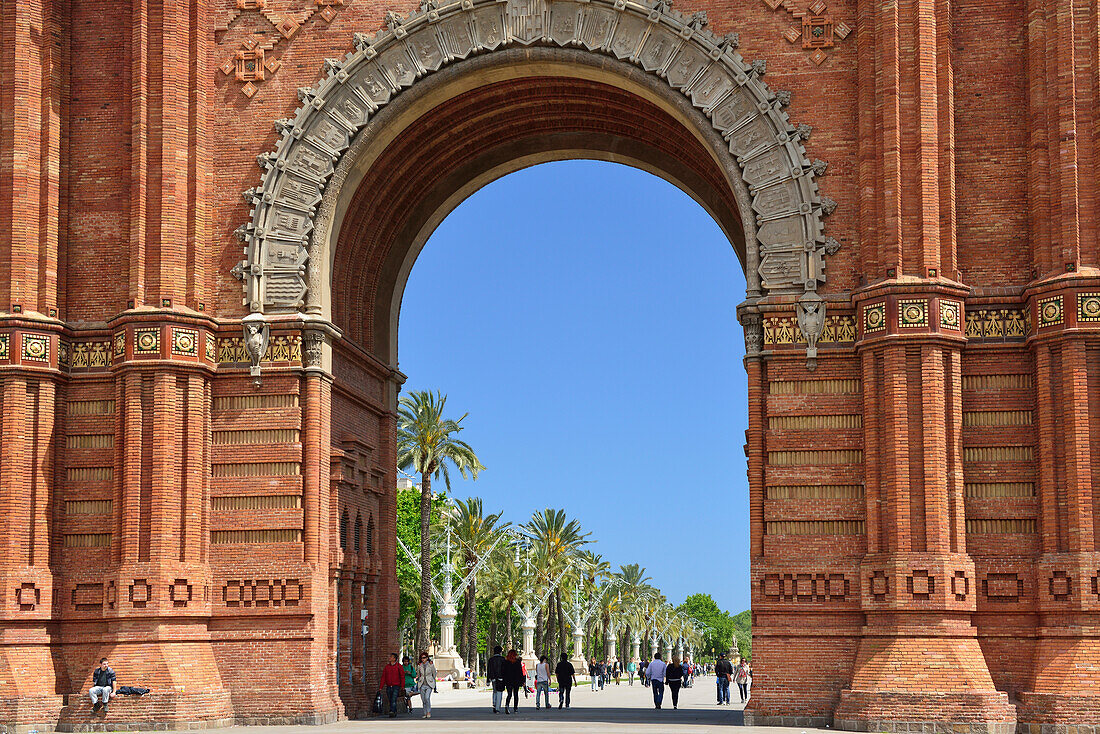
top-left (236, 0), bottom-right (833, 352)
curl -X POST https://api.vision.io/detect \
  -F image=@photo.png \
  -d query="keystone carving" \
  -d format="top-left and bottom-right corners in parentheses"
top-left (237, 0), bottom-right (835, 330)
top-left (243, 317), bottom-right (270, 382)
top-left (796, 291), bottom-right (826, 369)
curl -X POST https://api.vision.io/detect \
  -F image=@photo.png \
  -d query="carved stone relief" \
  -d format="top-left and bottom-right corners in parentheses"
top-left (235, 0), bottom-right (837, 363)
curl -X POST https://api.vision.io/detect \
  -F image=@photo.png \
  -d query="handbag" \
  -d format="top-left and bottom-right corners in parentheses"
top-left (372, 691), bottom-right (383, 714)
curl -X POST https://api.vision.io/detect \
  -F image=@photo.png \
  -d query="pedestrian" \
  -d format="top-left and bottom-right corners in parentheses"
top-left (89, 657), bottom-right (116, 714)
top-left (640, 660), bottom-right (649, 687)
top-left (598, 660), bottom-right (606, 690)
top-left (627, 659), bottom-right (637, 686)
top-left (487, 645), bottom-right (506, 714)
top-left (380, 653), bottom-right (405, 718)
top-left (416, 651), bottom-right (437, 719)
top-left (735, 659), bottom-right (750, 702)
top-left (666, 657), bottom-right (684, 710)
top-left (589, 658), bottom-right (598, 691)
top-left (714, 651), bottom-right (733, 705)
top-left (401, 655), bottom-right (417, 712)
top-left (534, 655), bottom-right (551, 710)
top-left (502, 649), bottom-right (524, 713)
top-left (555, 653), bottom-right (576, 709)
top-left (613, 661), bottom-right (621, 685)
top-left (647, 653), bottom-right (667, 709)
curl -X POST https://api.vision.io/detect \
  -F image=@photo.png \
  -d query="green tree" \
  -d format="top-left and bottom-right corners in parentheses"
top-left (396, 486), bottom-right (448, 646)
top-left (523, 509), bottom-right (591, 655)
top-left (675, 592), bottom-right (749, 661)
top-left (397, 390), bottom-right (485, 653)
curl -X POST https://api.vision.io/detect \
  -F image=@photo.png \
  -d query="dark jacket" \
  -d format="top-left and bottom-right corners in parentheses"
top-left (666, 662), bottom-right (684, 682)
top-left (486, 653), bottom-right (506, 681)
top-left (92, 667), bottom-right (115, 689)
top-left (555, 660), bottom-right (575, 684)
top-left (502, 659), bottom-right (524, 687)
top-left (715, 659), bottom-right (734, 679)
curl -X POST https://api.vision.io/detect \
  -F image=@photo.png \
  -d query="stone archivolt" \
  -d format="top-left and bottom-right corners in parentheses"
top-left (235, 0), bottom-right (832, 320)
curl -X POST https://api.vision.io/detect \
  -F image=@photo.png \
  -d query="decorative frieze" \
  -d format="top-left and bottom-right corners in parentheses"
top-left (760, 572), bottom-right (853, 602)
top-left (763, 313), bottom-right (856, 346)
top-left (965, 307), bottom-right (1029, 341)
top-left (768, 378), bottom-right (861, 394)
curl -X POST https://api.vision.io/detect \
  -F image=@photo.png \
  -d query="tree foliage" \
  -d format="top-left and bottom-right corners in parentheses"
top-left (675, 592), bottom-right (751, 661)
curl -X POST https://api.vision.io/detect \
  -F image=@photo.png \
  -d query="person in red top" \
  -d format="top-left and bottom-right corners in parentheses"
top-left (380, 653), bottom-right (405, 717)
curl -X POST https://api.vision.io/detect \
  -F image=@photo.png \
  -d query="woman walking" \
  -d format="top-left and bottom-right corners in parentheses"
top-left (627, 659), bottom-right (637, 686)
top-left (502, 649), bottom-right (524, 713)
top-left (534, 655), bottom-right (551, 710)
top-left (416, 652), bottom-right (437, 719)
top-left (666, 657), bottom-right (684, 710)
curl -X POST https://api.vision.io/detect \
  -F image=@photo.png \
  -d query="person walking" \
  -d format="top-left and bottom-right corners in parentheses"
top-left (714, 651), bottom-right (733, 705)
top-left (502, 649), bottom-right (524, 713)
top-left (647, 652), bottom-right (667, 709)
top-left (380, 653), bottom-right (405, 718)
top-left (487, 645), bottom-right (506, 714)
top-left (735, 659), bottom-right (751, 702)
top-left (401, 655), bottom-right (417, 713)
top-left (589, 658), bottom-right (599, 691)
top-left (627, 659), bottom-right (637, 686)
top-left (666, 657), bottom-right (684, 710)
top-left (416, 652), bottom-right (437, 719)
top-left (640, 659), bottom-right (649, 687)
top-left (534, 655), bottom-right (551, 710)
top-left (89, 658), bottom-right (116, 714)
top-left (555, 653), bottom-right (576, 709)
top-left (613, 661), bottom-right (621, 685)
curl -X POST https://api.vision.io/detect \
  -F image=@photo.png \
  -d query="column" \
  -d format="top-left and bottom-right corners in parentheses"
top-left (570, 627), bottom-right (588, 675)
top-left (1014, 0), bottom-right (1100, 723)
top-left (93, 367), bottom-right (232, 725)
top-left (834, 310), bottom-right (1013, 728)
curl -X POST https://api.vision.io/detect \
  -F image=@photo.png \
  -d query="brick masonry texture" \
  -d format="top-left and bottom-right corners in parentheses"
top-left (1, 0), bottom-right (1099, 730)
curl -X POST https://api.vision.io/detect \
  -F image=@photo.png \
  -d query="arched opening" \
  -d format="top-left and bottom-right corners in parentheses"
top-left (237, 2), bottom-right (832, 720)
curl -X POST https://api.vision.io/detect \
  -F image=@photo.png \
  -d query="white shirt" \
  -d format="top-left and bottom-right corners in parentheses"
top-left (646, 658), bottom-right (667, 682)
top-left (535, 662), bottom-right (551, 683)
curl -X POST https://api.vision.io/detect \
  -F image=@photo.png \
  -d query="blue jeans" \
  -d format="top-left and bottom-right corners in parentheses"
top-left (492, 685), bottom-right (503, 710)
top-left (651, 679), bottom-right (665, 708)
top-left (385, 685), bottom-right (401, 714)
top-left (535, 681), bottom-right (550, 707)
top-left (717, 675), bottom-right (730, 703)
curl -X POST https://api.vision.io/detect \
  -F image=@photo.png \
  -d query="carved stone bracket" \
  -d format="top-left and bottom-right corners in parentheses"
top-left (235, 0), bottom-right (837, 320)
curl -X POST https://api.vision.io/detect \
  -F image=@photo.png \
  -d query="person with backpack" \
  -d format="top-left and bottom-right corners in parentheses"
top-left (486, 645), bottom-right (506, 714)
top-left (379, 653), bottom-right (405, 718)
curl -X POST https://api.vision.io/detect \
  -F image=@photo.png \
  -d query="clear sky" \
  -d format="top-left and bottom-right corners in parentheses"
top-left (397, 160), bottom-right (750, 614)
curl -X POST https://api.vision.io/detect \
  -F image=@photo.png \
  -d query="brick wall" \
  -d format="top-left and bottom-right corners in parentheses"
top-left (0, 0), bottom-right (1098, 729)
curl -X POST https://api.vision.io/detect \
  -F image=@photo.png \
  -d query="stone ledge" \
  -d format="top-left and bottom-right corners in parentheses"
top-left (1017, 726), bottom-right (1100, 734)
top-left (743, 713), bottom-right (833, 727)
top-left (834, 720), bottom-right (1018, 734)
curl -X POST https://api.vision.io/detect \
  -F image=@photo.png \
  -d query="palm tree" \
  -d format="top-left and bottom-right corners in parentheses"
top-left (397, 390), bottom-right (485, 652)
top-left (523, 509), bottom-right (591, 654)
top-left (614, 563), bottom-right (656, 661)
top-left (576, 550), bottom-right (611, 659)
top-left (447, 497), bottom-right (509, 667)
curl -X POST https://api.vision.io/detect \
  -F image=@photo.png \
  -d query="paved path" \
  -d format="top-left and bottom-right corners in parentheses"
top-left (191, 678), bottom-right (829, 733)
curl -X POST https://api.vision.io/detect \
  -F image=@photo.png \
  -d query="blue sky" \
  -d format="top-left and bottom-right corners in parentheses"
top-left (397, 160), bottom-right (750, 614)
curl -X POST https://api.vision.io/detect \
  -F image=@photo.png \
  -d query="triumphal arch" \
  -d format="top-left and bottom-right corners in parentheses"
top-left (0, 0), bottom-right (1098, 729)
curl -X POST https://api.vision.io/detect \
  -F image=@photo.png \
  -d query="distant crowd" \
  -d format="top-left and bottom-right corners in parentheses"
top-left (377, 646), bottom-right (752, 718)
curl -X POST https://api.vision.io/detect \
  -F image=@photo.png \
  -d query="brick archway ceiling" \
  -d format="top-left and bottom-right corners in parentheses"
top-left (332, 75), bottom-right (743, 350)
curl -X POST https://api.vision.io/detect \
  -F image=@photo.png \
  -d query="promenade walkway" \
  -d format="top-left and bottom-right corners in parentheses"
top-left (169, 678), bottom-right (828, 733)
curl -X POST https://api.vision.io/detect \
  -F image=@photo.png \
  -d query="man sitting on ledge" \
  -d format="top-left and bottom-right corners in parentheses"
top-left (90, 658), bottom-right (116, 714)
